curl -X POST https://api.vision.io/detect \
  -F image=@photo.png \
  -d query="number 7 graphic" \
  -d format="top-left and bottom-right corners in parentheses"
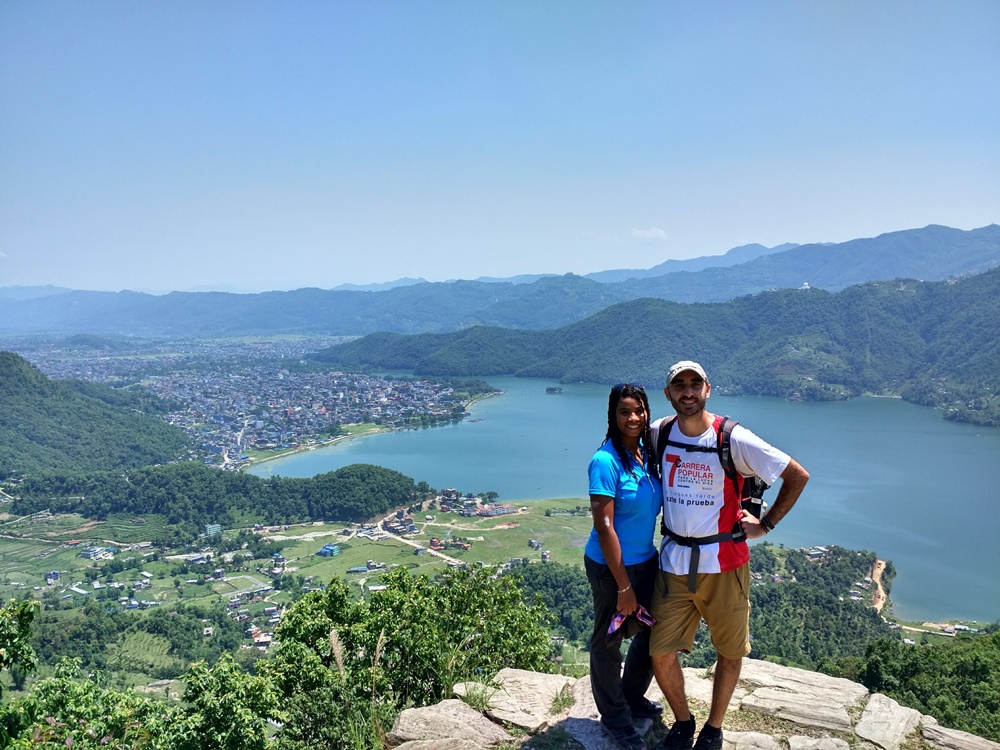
top-left (665, 454), bottom-right (681, 487)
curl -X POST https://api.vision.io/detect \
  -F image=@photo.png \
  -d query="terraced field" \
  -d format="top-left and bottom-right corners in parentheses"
top-left (0, 500), bottom-right (596, 617)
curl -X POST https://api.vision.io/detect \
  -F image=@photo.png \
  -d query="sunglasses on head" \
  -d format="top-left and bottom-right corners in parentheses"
top-left (612, 382), bottom-right (645, 392)
top-left (607, 604), bottom-right (657, 636)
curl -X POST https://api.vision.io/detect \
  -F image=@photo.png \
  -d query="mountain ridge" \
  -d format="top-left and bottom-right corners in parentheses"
top-left (0, 224), bottom-right (996, 337)
top-left (311, 268), bottom-right (1000, 425)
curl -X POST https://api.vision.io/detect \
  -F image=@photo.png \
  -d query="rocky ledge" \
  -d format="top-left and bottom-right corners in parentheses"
top-left (386, 659), bottom-right (999, 750)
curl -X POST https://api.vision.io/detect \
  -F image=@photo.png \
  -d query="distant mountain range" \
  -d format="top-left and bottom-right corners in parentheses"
top-left (311, 267), bottom-right (1000, 426)
top-left (582, 240), bottom-right (802, 282)
top-left (0, 284), bottom-right (75, 301)
top-left (0, 224), bottom-right (997, 337)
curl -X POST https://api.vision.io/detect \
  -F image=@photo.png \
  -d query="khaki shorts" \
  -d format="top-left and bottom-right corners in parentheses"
top-left (649, 563), bottom-right (751, 661)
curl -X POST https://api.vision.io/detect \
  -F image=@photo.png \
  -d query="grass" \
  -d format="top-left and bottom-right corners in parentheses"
top-left (458, 680), bottom-right (501, 713)
top-left (112, 631), bottom-right (179, 673)
top-left (520, 726), bottom-right (584, 750)
top-left (550, 686), bottom-right (574, 714)
top-left (93, 514), bottom-right (174, 544)
top-left (0, 503), bottom-right (599, 619)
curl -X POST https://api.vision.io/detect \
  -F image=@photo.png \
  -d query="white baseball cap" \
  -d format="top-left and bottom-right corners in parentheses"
top-left (666, 360), bottom-right (709, 385)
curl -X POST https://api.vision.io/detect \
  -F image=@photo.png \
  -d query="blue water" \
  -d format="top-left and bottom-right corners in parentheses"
top-left (249, 376), bottom-right (1000, 624)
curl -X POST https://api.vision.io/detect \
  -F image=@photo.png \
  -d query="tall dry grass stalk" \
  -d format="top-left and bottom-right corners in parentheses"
top-left (372, 628), bottom-right (387, 748)
top-left (329, 628), bottom-right (345, 679)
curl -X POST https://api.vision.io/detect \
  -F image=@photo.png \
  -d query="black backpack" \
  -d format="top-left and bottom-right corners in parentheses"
top-left (651, 415), bottom-right (769, 519)
top-left (651, 415), bottom-right (770, 593)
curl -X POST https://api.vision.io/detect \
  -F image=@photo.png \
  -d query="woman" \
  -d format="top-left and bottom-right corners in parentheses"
top-left (585, 383), bottom-right (663, 750)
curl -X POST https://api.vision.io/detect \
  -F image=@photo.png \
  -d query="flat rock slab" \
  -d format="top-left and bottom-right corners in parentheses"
top-left (740, 687), bottom-right (854, 731)
top-left (855, 693), bottom-right (921, 750)
top-left (737, 659), bottom-right (869, 706)
top-left (387, 699), bottom-right (512, 748)
top-left (394, 742), bottom-right (486, 750)
top-left (923, 721), bottom-right (1000, 750)
top-left (787, 736), bottom-right (851, 750)
top-left (736, 658), bottom-right (867, 732)
top-left (562, 716), bottom-right (655, 750)
top-left (567, 674), bottom-right (601, 722)
top-left (454, 668), bottom-right (576, 732)
top-left (683, 667), bottom-right (746, 710)
top-left (563, 674), bottom-right (656, 750)
top-left (723, 731), bottom-right (783, 750)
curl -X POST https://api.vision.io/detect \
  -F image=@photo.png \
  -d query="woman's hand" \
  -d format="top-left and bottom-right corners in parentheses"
top-left (617, 582), bottom-right (638, 615)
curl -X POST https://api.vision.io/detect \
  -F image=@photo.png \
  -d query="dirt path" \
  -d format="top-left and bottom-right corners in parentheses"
top-left (870, 558), bottom-right (887, 612)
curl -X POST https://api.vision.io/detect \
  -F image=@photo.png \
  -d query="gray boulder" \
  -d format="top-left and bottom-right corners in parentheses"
top-left (737, 658), bottom-right (868, 731)
top-left (855, 693), bottom-right (922, 750)
top-left (787, 736), bottom-right (851, 750)
top-left (394, 742), bottom-right (486, 750)
top-left (722, 731), bottom-right (783, 750)
top-left (385, 661), bottom-right (998, 750)
top-left (454, 668), bottom-right (576, 732)
top-left (922, 720), bottom-right (1000, 750)
top-left (386, 698), bottom-right (512, 748)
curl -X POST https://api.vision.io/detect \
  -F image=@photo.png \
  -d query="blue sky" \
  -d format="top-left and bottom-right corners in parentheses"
top-left (1, 1), bottom-right (997, 293)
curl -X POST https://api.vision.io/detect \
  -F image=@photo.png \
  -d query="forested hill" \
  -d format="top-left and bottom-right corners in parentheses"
top-left (312, 268), bottom-right (1000, 426)
top-left (0, 352), bottom-right (187, 475)
top-left (12, 462), bottom-right (417, 543)
top-left (0, 224), bottom-right (997, 337)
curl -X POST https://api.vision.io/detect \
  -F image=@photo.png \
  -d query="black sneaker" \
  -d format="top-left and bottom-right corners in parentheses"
top-left (655, 716), bottom-right (695, 750)
top-left (629, 697), bottom-right (665, 720)
top-left (602, 720), bottom-right (648, 750)
top-left (693, 725), bottom-right (723, 750)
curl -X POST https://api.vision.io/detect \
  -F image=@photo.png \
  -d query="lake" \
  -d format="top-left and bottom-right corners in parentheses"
top-left (249, 376), bottom-right (1000, 624)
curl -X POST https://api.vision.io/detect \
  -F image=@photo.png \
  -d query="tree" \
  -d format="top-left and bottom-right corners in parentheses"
top-left (858, 632), bottom-right (1000, 741)
top-left (511, 562), bottom-right (593, 644)
top-left (0, 598), bottom-right (38, 698)
top-left (0, 658), bottom-right (179, 749)
top-left (265, 568), bottom-right (553, 746)
top-left (174, 655), bottom-right (280, 750)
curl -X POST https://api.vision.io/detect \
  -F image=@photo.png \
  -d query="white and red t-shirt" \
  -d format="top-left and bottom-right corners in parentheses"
top-left (653, 415), bottom-right (790, 575)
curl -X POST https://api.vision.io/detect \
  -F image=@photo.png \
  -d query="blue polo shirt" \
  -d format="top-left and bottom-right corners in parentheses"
top-left (584, 440), bottom-right (661, 566)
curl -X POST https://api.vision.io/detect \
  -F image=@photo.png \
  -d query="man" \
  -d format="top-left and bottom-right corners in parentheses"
top-left (649, 361), bottom-right (809, 750)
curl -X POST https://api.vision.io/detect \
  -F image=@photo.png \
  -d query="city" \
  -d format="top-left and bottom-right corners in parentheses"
top-left (9, 335), bottom-right (497, 470)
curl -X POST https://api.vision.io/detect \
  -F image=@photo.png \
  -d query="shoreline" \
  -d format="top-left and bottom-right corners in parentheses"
top-left (240, 426), bottom-right (390, 469)
top-left (241, 388), bottom-right (504, 471)
top-left (870, 558), bottom-right (887, 612)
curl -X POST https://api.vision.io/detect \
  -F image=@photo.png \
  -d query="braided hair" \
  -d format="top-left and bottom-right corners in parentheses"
top-left (601, 383), bottom-right (660, 480)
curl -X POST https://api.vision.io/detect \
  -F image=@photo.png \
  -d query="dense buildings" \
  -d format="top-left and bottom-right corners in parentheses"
top-left (13, 336), bottom-right (482, 469)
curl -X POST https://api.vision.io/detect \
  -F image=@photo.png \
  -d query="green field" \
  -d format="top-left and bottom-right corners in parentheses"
top-left (0, 536), bottom-right (91, 587)
top-left (0, 500), bottom-right (596, 631)
top-left (257, 501), bottom-right (594, 595)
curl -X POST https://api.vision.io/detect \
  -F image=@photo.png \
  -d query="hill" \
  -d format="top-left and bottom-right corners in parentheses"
top-left (11, 461), bottom-right (418, 542)
top-left (311, 268), bottom-right (1000, 425)
top-left (0, 224), bottom-right (996, 337)
top-left (0, 352), bottom-right (188, 475)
